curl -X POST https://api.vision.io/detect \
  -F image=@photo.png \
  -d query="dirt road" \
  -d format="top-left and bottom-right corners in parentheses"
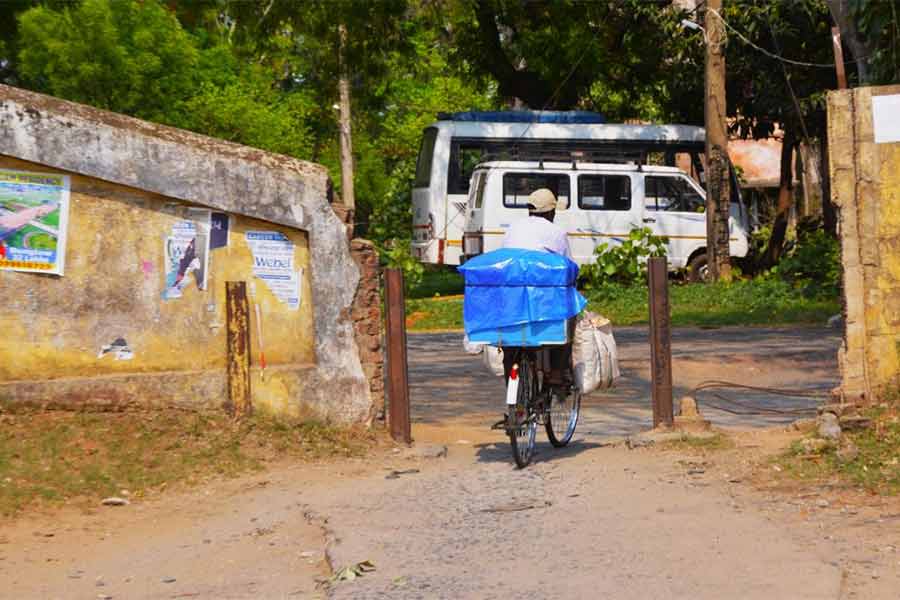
top-left (4, 326), bottom-right (899, 599)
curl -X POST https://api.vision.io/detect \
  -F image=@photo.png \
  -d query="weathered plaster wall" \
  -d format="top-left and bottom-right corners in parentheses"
top-left (0, 85), bottom-right (374, 423)
top-left (0, 155), bottom-right (318, 415)
top-left (828, 84), bottom-right (900, 402)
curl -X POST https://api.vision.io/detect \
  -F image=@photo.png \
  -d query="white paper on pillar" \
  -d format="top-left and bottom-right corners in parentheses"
top-left (872, 95), bottom-right (900, 144)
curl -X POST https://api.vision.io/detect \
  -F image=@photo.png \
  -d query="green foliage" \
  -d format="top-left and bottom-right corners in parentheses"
top-left (17, 0), bottom-right (200, 122)
top-left (380, 240), bottom-right (424, 290)
top-left (774, 227), bottom-right (841, 297)
top-left (580, 227), bottom-right (668, 289)
top-left (849, 0), bottom-right (900, 84)
top-left (175, 72), bottom-right (316, 159)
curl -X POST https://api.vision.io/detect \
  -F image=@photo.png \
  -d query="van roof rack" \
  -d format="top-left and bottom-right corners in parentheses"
top-left (477, 147), bottom-right (645, 165)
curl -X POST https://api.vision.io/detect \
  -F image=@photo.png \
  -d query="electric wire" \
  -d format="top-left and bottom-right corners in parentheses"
top-left (708, 8), bottom-right (851, 69)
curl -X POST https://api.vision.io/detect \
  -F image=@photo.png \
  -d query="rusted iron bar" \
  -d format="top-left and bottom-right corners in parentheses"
top-left (832, 27), bottom-right (848, 90)
top-left (384, 268), bottom-right (411, 443)
top-left (648, 257), bottom-right (674, 428)
top-left (226, 281), bottom-right (252, 419)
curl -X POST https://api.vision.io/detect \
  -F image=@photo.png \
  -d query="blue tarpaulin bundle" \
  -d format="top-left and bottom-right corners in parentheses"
top-left (458, 248), bottom-right (587, 335)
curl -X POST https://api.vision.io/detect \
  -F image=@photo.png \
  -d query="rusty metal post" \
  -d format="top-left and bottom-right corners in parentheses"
top-left (831, 27), bottom-right (848, 90)
top-left (648, 258), bottom-right (674, 428)
top-left (384, 268), bottom-right (411, 443)
top-left (226, 281), bottom-right (252, 419)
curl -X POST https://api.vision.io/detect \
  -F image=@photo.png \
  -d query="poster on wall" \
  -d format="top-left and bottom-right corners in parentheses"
top-left (0, 168), bottom-right (70, 275)
top-left (210, 212), bottom-right (229, 249)
top-left (162, 209), bottom-right (211, 300)
top-left (245, 231), bottom-right (301, 310)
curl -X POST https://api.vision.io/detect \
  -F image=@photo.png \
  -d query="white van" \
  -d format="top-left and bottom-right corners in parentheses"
top-left (410, 111), bottom-right (707, 265)
top-left (461, 161), bottom-right (749, 278)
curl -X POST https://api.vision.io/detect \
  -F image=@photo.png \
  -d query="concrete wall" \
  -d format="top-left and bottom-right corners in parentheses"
top-left (828, 84), bottom-right (900, 402)
top-left (0, 85), bottom-right (377, 423)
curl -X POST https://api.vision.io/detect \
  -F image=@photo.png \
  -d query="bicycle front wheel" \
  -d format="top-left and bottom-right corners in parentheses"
top-left (508, 358), bottom-right (537, 468)
top-left (545, 387), bottom-right (581, 447)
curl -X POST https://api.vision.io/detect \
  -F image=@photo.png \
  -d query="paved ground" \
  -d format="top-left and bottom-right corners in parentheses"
top-left (410, 326), bottom-right (842, 438)
top-left (7, 326), bottom-right (900, 600)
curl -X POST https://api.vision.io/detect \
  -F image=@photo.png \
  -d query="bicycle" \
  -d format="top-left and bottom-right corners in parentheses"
top-left (500, 346), bottom-right (582, 468)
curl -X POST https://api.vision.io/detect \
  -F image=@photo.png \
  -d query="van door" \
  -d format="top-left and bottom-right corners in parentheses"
top-left (642, 173), bottom-right (707, 269)
top-left (569, 173), bottom-right (637, 265)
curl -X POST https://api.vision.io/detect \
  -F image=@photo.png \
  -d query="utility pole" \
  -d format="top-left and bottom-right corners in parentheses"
top-left (704, 0), bottom-right (731, 282)
top-left (338, 23), bottom-right (355, 213)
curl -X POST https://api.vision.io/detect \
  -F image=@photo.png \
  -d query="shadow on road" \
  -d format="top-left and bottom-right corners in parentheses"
top-left (474, 439), bottom-right (608, 466)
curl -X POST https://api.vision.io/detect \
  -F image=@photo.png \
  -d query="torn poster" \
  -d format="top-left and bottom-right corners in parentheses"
top-left (0, 168), bottom-right (71, 275)
top-left (245, 231), bottom-right (300, 310)
top-left (97, 337), bottom-right (134, 360)
top-left (210, 212), bottom-right (229, 249)
top-left (162, 210), bottom-right (211, 300)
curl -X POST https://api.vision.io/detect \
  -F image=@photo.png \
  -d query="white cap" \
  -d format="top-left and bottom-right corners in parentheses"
top-left (528, 188), bottom-right (557, 213)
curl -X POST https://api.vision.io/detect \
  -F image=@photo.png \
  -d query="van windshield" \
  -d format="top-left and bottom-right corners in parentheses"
top-left (414, 127), bottom-right (438, 188)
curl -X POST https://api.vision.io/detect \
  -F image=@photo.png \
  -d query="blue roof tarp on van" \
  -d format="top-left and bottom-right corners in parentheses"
top-left (458, 248), bottom-right (586, 333)
top-left (438, 110), bottom-right (606, 124)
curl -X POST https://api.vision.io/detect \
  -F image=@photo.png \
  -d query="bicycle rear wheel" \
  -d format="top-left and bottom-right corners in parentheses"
top-left (545, 387), bottom-right (581, 447)
top-left (508, 358), bottom-right (537, 468)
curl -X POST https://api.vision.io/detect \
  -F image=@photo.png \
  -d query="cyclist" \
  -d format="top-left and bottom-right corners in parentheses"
top-left (500, 188), bottom-right (575, 386)
top-left (501, 188), bottom-right (572, 260)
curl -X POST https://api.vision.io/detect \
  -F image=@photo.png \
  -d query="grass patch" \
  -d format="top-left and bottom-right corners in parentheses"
top-left (407, 266), bottom-right (464, 299)
top-left (775, 407), bottom-right (900, 495)
top-left (660, 432), bottom-right (734, 451)
top-left (0, 406), bottom-right (374, 517)
top-left (406, 277), bottom-right (839, 331)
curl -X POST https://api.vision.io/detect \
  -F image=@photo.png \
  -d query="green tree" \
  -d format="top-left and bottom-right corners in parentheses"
top-left (17, 0), bottom-right (200, 122)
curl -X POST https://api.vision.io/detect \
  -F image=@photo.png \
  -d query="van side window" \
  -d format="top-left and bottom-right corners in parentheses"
top-left (578, 175), bottom-right (631, 211)
top-left (473, 172), bottom-right (487, 209)
top-left (502, 173), bottom-right (570, 209)
top-left (645, 176), bottom-right (705, 212)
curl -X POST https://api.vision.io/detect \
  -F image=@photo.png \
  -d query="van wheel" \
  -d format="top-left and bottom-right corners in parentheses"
top-left (687, 253), bottom-right (709, 283)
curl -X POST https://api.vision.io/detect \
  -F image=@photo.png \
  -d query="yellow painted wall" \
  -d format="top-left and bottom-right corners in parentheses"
top-left (0, 156), bottom-right (315, 383)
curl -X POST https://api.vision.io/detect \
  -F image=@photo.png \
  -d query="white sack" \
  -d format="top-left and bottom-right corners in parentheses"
top-left (482, 345), bottom-right (505, 377)
top-left (463, 334), bottom-right (486, 355)
top-left (572, 311), bottom-right (620, 394)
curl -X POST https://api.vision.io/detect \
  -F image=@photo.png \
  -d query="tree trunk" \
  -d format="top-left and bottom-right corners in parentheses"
top-left (821, 126), bottom-right (838, 237)
top-left (338, 23), bottom-right (355, 214)
top-left (704, 0), bottom-right (731, 281)
top-left (827, 0), bottom-right (871, 83)
top-left (764, 128), bottom-right (797, 266)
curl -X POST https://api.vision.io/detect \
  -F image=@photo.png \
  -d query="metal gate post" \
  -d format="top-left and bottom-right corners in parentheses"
top-left (384, 268), bottom-right (412, 443)
top-left (648, 257), bottom-right (674, 427)
top-left (226, 281), bottom-right (252, 419)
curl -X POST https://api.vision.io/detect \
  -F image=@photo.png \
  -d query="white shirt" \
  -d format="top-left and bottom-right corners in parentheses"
top-left (501, 216), bottom-right (572, 260)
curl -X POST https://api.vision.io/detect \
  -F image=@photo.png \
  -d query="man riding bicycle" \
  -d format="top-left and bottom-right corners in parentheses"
top-left (501, 188), bottom-right (574, 387)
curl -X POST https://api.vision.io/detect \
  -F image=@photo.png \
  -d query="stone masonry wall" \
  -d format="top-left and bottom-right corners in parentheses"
top-left (349, 239), bottom-right (384, 424)
top-left (828, 84), bottom-right (900, 403)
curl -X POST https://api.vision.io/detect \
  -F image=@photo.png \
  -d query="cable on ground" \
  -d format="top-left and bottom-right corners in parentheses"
top-left (691, 379), bottom-right (830, 417)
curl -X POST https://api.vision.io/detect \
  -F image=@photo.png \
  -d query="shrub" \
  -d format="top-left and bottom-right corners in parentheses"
top-left (774, 228), bottom-right (841, 298)
top-left (580, 227), bottom-right (668, 289)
